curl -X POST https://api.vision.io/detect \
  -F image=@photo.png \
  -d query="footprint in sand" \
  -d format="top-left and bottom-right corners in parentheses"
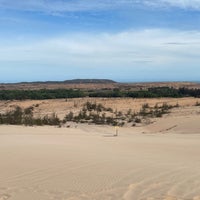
top-left (0, 194), bottom-right (10, 200)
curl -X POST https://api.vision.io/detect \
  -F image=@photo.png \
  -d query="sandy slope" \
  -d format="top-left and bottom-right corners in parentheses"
top-left (0, 123), bottom-right (200, 200)
top-left (145, 106), bottom-right (200, 134)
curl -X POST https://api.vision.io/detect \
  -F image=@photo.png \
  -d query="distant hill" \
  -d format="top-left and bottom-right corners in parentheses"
top-left (63, 79), bottom-right (116, 84)
top-left (0, 80), bottom-right (199, 91)
top-left (17, 79), bottom-right (116, 84)
top-left (0, 79), bottom-right (117, 90)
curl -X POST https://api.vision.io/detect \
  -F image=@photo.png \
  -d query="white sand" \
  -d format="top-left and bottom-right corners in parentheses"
top-left (0, 123), bottom-right (200, 200)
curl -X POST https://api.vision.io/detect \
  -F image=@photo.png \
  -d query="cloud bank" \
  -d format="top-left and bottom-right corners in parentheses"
top-left (1, 28), bottom-right (200, 82)
top-left (1, 0), bottom-right (200, 13)
top-left (1, 29), bottom-right (200, 68)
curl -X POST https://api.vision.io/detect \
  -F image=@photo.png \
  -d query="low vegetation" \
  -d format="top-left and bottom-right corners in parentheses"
top-left (0, 106), bottom-right (60, 126)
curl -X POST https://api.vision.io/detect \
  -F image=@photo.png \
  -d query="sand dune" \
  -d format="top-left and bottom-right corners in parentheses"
top-left (0, 122), bottom-right (200, 200)
top-left (145, 105), bottom-right (200, 134)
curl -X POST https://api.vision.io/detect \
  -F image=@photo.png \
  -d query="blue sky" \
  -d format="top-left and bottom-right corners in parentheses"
top-left (0, 0), bottom-right (200, 83)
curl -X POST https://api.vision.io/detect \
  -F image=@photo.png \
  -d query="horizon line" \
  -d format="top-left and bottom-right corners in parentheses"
top-left (0, 79), bottom-right (199, 85)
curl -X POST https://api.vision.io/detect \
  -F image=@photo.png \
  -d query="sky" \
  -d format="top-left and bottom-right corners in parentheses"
top-left (0, 0), bottom-right (200, 83)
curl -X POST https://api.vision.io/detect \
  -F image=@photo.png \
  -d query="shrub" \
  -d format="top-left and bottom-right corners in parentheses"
top-left (195, 101), bottom-right (200, 106)
top-left (127, 109), bottom-right (132, 116)
top-left (135, 118), bottom-right (141, 123)
top-left (142, 103), bottom-right (149, 109)
top-left (65, 111), bottom-right (74, 121)
top-left (24, 106), bottom-right (34, 115)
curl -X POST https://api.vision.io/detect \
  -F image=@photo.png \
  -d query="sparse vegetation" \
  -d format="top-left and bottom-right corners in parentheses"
top-left (0, 98), bottom-right (189, 127)
top-left (138, 103), bottom-right (178, 119)
top-left (61, 101), bottom-right (177, 127)
top-left (0, 106), bottom-right (60, 126)
top-left (64, 102), bottom-right (118, 126)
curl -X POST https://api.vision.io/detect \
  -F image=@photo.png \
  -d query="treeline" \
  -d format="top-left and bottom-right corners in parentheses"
top-left (0, 89), bottom-right (85, 100)
top-left (90, 87), bottom-right (200, 98)
top-left (0, 87), bottom-right (200, 100)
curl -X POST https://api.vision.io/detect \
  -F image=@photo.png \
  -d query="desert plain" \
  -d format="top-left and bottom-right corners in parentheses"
top-left (0, 96), bottom-right (200, 200)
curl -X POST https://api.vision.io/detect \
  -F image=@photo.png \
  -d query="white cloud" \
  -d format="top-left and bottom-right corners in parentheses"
top-left (144, 0), bottom-right (200, 10)
top-left (1, 29), bottom-right (200, 69)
